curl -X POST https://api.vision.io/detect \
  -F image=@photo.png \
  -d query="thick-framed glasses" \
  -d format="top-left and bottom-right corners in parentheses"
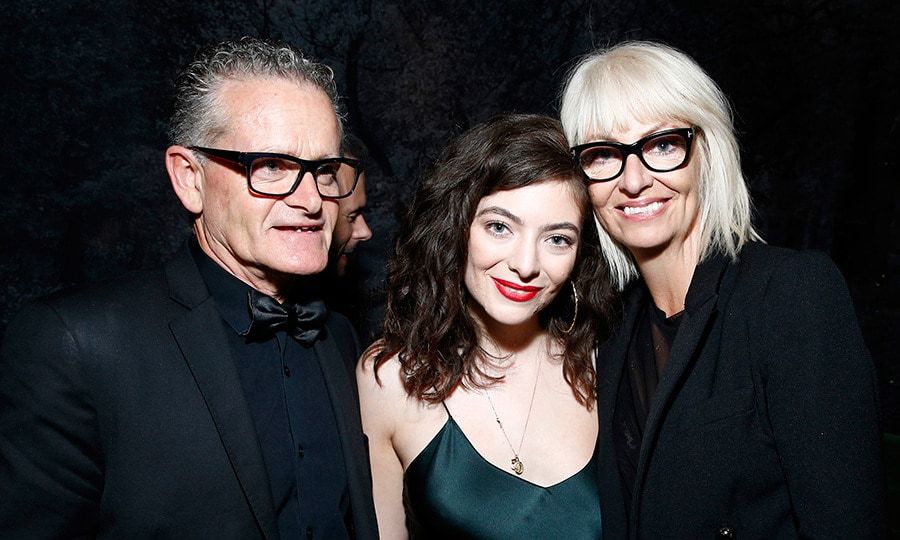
top-left (571, 127), bottom-right (697, 182)
top-left (189, 146), bottom-right (363, 199)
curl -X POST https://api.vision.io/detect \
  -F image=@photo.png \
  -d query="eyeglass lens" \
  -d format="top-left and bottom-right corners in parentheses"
top-left (579, 131), bottom-right (690, 181)
top-left (249, 157), bottom-right (353, 197)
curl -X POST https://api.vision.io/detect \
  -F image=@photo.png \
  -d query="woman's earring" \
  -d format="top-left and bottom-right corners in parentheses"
top-left (564, 280), bottom-right (579, 334)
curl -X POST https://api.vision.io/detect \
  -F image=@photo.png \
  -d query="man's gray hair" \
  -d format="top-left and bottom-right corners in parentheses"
top-left (168, 37), bottom-right (342, 147)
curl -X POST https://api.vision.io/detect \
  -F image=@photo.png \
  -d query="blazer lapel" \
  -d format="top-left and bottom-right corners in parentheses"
top-left (595, 287), bottom-right (645, 540)
top-left (597, 287), bottom-right (645, 451)
top-left (630, 254), bottom-right (731, 527)
top-left (598, 287), bottom-right (646, 422)
top-left (313, 327), bottom-right (378, 540)
top-left (313, 331), bottom-right (362, 474)
top-left (166, 248), bottom-right (279, 540)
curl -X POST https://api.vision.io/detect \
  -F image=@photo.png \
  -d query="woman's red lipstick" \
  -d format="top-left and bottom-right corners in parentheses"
top-left (491, 277), bottom-right (542, 302)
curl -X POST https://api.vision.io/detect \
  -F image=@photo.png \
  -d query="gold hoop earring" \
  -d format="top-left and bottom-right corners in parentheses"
top-left (564, 280), bottom-right (579, 334)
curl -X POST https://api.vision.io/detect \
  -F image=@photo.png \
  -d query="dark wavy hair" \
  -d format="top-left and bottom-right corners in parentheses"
top-left (372, 113), bottom-right (614, 406)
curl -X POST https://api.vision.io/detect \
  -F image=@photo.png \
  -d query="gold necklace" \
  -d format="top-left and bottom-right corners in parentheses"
top-left (484, 359), bottom-right (540, 475)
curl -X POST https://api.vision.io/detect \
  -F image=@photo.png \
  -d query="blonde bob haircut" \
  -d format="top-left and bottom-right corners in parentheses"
top-left (560, 41), bottom-right (761, 290)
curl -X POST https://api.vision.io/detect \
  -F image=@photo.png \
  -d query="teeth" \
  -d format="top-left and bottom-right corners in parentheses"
top-left (623, 201), bottom-right (663, 216)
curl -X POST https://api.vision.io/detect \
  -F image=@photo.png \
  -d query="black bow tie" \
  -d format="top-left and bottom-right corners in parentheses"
top-left (242, 290), bottom-right (327, 345)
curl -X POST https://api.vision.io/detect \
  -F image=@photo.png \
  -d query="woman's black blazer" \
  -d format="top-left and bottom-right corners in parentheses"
top-left (595, 242), bottom-right (884, 539)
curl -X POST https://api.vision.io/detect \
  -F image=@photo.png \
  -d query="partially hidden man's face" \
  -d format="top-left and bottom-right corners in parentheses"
top-left (331, 173), bottom-right (373, 277)
top-left (191, 78), bottom-right (342, 289)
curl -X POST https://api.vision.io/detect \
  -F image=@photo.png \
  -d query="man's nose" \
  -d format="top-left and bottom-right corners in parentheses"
top-left (282, 171), bottom-right (323, 212)
top-left (353, 215), bottom-right (373, 242)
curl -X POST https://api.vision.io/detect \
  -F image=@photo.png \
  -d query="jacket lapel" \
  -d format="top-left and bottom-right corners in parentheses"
top-left (598, 287), bottom-right (646, 419)
top-left (313, 325), bottom-right (378, 540)
top-left (595, 287), bottom-right (645, 540)
top-left (630, 254), bottom-right (731, 529)
top-left (165, 247), bottom-right (280, 540)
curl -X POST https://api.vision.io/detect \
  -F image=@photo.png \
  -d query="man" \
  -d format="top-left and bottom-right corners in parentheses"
top-left (0, 38), bottom-right (377, 539)
top-left (325, 133), bottom-right (374, 341)
top-left (332, 133), bottom-right (373, 278)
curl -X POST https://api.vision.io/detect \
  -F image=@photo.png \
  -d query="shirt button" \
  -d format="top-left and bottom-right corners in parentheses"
top-left (283, 365), bottom-right (291, 377)
top-left (297, 445), bottom-right (305, 459)
top-left (306, 526), bottom-right (313, 539)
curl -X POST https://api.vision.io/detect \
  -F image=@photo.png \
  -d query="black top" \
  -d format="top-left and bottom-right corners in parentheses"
top-left (404, 406), bottom-right (602, 539)
top-left (611, 253), bottom-right (730, 513)
top-left (193, 243), bottom-right (351, 540)
top-left (594, 244), bottom-right (884, 538)
top-left (613, 296), bottom-right (683, 512)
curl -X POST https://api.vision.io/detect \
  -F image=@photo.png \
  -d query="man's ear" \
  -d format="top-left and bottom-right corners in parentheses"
top-left (166, 145), bottom-right (204, 214)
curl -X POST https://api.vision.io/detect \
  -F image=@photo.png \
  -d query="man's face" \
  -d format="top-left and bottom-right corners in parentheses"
top-left (191, 78), bottom-right (342, 293)
top-left (331, 174), bottom-right (372, 276)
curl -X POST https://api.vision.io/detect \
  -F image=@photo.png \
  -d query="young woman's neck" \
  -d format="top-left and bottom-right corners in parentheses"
top-left (469, 307), bottom-right (549, 365)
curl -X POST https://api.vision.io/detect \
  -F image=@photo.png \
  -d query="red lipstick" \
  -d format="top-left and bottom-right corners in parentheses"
top-left (491, 278), bottom-right (542, 302)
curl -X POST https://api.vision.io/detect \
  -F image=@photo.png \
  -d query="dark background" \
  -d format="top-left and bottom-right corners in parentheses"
top-left (1, 1), bottom-right (897, 430)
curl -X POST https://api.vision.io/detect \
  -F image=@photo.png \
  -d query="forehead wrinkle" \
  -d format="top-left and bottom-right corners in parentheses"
top-left (254, 146), bottom-right (336, 160)
top-left (223, 80), bottom-right (340, 157)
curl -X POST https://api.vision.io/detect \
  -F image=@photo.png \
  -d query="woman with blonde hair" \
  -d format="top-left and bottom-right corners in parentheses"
top-left (561, 41), bottom-right (883, 538)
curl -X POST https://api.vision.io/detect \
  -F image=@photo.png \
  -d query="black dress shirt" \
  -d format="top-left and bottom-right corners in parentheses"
top-left (192, 243), bottom-right (350, 540)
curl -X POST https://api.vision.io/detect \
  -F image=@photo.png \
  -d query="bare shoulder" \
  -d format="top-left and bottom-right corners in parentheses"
top-left (356, 343), bottom-right (411, 435)
top-left (356, 343), bottom-right (449, 468)
top-left (356, 341), bottom-right (408, 400)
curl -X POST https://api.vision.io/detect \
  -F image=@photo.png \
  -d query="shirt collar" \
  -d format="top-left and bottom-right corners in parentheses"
top-left (189, 239), bottom-right (330, 335)
top-left (190, 240), bottom-right (255, 336)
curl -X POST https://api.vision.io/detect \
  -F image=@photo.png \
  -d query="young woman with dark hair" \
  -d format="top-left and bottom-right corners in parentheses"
top-left (357, 113), bottom-right (613, 539)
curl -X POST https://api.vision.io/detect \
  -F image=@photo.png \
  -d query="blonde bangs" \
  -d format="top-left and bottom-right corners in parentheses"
top-left (560, 41), bottom-right (762, 289)
top-left (563, 44), bottom-right (707, 145)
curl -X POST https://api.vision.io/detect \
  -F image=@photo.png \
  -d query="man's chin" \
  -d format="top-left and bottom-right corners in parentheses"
top-left (265, 256), bottom-right (329, 278)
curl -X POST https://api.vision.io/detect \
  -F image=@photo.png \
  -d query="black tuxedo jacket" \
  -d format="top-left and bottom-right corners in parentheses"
top-left (0, 246), bottom-right (378, 539)
top-left (595, 243), bottom-right (884, 539)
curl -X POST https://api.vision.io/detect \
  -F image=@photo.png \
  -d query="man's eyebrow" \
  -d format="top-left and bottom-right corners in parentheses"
top-left (475, 206), bottom-right (522, 225)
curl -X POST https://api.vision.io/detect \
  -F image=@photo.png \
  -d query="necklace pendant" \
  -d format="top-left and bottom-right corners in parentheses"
top-left (511, 456), bottom-right (524, 475)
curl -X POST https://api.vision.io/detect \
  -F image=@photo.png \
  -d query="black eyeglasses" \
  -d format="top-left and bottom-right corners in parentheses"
top-left (189, 146), bottom-right (362, 199)
top-left (571, 127), bottom-right (697, 182)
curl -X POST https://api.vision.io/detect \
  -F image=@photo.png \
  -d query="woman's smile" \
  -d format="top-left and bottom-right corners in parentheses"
top-left (617, 198), bottom-right (671, 220)
top-left (491, 277), bottom-right (543, 302)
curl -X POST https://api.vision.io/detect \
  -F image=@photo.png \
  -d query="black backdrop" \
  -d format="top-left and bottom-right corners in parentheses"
top-left (1, 1), bottom-right (898, 429)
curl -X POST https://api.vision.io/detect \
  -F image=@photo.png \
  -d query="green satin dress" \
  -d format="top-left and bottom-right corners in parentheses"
top-left (404, 409), bottom-right (602, 539)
